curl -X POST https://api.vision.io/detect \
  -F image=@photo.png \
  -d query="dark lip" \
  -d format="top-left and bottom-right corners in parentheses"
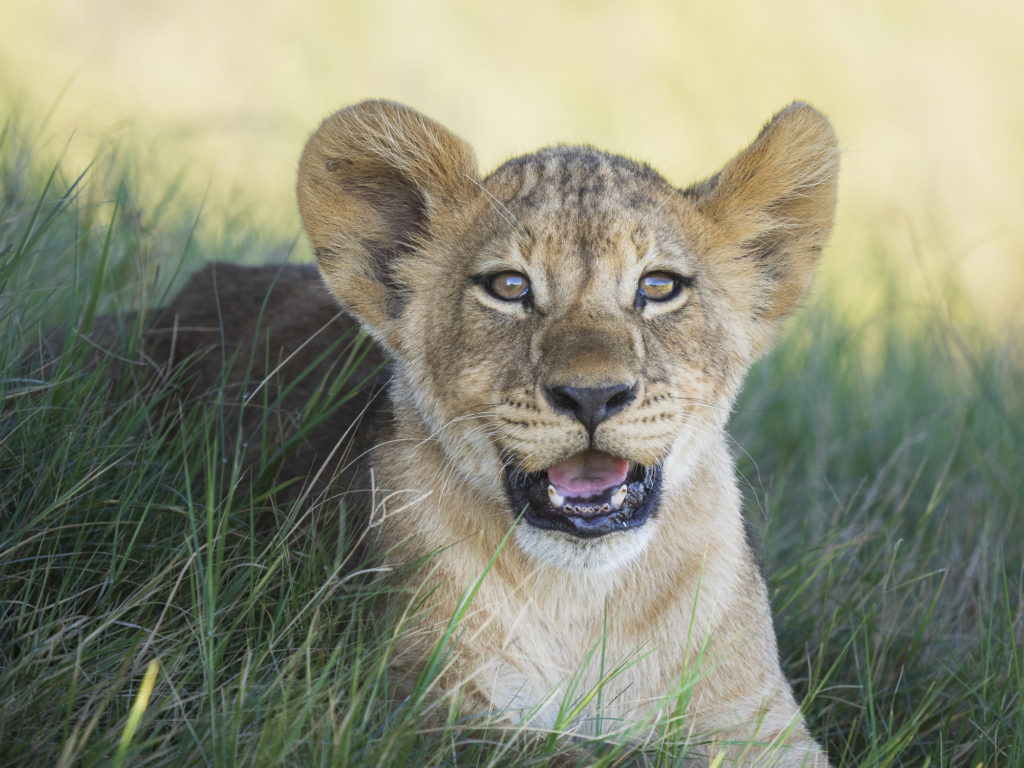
top-left (505, 460), bottom-right (663, 539)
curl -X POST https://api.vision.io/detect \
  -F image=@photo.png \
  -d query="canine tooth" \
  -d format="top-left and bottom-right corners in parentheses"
top-left (547, 485), bottom-right (564, 509)
top-left (611, 484), bottom-right (628, 509)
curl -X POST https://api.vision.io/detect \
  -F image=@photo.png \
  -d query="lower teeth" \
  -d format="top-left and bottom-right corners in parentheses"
top-left (522, 467), bottom-right (655, 518)
top-left (561, 486), bottom-right (643, 516)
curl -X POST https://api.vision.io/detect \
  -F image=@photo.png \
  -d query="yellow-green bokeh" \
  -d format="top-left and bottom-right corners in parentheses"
top-left (3, 0), bottom-right (1022, 322)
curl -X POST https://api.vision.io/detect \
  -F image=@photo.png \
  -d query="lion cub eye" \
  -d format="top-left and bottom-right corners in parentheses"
top-left (485, 271), bottom-right (531, 301)
top-left (638, 272), bottom-right (680, 301)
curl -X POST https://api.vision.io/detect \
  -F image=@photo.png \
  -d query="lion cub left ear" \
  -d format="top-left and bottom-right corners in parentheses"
top-left (297, 100), bottom-right (480, 351)
top-left (684, 102), bottom-right (839, 342)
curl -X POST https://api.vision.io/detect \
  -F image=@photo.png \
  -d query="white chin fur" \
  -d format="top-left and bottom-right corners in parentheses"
top-left (514, 520), bottom-right (656, 572)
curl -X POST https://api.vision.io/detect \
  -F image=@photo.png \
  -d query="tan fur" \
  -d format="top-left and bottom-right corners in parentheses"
top-left (293, 100), bottom-right (838, 765)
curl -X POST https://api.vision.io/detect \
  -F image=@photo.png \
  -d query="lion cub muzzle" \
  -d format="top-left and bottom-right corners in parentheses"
top-left (510, 384), bottom-right (662, 537)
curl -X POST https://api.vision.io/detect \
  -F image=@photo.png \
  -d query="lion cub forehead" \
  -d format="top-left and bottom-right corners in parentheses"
top-left (476, 146), bottom-right (688, 276)
top-left (485, 146), bottom-right (675, 215)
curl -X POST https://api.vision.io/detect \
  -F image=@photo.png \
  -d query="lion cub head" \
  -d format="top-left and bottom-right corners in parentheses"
top-left (298, 101), bottom-right (837, 571)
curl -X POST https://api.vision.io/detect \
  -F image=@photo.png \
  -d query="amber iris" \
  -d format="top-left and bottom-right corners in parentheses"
top-left (488, 271), bottom-right (530, 300)
top-left (638, 272), bottom-right (678, 300)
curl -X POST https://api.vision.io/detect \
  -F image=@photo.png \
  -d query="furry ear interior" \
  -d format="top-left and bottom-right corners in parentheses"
top-left (297, 100), bottom-right (479, 342)
top-left (684, 102), bottom-right (839, 328)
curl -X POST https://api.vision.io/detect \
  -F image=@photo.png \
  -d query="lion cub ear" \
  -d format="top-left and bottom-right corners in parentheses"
top-left (297, 101), bottom-right (479, 346)
top-left (685, 103), bottom-right (839, 337)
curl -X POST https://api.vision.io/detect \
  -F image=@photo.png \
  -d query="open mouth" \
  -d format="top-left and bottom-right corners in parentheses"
top-left (506, 450), bottom-right (662, 538)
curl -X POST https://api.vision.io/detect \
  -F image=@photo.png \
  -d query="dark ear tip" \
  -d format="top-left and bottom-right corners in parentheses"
top-left (321, 99), bottom-right (412, 125)
top-left (775, 101), bottom-right (828, 122)
top-left (779, 100), bottom-right (824, 116)
top-left (768, 101), bottom-right (838, 149)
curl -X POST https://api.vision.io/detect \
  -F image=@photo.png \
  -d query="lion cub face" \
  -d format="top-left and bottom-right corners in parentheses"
top-left (398, 150), bottom-right (740, 570)
top-left (298, 101), bottom-right (837, 571)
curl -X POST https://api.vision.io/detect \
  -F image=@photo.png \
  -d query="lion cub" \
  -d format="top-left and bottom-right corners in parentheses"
top-left (106, 101), bottom-right (834, 764)
top-left (293, 101), bottom-right (838, 764)
top-left (286, 100), bottom-right (842, 764)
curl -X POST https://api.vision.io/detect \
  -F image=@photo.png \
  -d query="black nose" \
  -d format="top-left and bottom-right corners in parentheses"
top-left (545, 383), bottom-right (637, 437)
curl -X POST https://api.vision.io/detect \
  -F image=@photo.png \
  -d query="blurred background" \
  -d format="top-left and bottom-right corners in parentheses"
top-left (2, 0), bottom-right (1022, 325)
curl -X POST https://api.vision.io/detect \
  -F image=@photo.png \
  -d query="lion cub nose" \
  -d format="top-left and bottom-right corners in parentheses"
top-left (545, 383), bottom-right (637, 437)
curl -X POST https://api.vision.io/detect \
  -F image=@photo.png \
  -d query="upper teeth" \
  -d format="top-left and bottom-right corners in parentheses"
top-left (548, 485), bottom-right (564, 509)
top-left (611, 484), bottom-right (628, 509)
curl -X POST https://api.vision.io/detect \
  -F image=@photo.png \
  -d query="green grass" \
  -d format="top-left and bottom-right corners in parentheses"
top-left (1, 113), bottom-right (1021, 767)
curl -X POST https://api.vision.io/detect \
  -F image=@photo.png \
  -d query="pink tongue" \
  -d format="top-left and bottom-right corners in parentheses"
top-left (547, 451), bottom-right (629, 496)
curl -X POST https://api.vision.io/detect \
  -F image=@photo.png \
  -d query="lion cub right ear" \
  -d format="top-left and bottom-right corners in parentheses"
top-left (683, 103), bottom-right (839, 343)
top-left (297, 101), bottom-right (480, 348)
